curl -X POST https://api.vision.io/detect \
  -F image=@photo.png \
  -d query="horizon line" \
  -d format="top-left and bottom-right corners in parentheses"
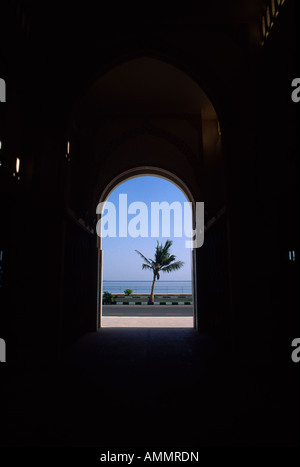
top-left (103, 280), bottom-right (192, 282)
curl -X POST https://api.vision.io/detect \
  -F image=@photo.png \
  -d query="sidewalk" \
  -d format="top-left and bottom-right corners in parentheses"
top-left (101, 304), bottom-right (194, 327)
top-left (101, 316), bottom-right (194, 327)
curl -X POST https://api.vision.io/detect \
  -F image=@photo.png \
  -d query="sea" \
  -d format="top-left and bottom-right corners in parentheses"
top-left (103, 280), bottom-right (192, 294)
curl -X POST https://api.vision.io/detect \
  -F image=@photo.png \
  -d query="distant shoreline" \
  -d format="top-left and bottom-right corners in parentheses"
top-left (102, 280), bottom-right (193, 294)
top-left (105, 293), bottom-right (193, 296)
top-left (103, 280), bottom-right (192, 282)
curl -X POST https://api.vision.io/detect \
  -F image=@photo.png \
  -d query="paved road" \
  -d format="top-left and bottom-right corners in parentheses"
top-left (102, 304), bottom-right (193, 317)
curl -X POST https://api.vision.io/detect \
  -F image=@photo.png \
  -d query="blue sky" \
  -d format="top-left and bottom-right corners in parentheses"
top-left (102, 176), bottom-right (192, 281)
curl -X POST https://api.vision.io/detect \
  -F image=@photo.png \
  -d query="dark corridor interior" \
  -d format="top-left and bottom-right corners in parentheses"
top-left (3, 328), bottom-right (298, 447)
top-left (0, 0), bottom-right (299, 449)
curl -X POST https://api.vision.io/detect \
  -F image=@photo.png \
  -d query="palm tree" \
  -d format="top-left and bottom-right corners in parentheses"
top-left (135, 240), bottom-right (184, 305)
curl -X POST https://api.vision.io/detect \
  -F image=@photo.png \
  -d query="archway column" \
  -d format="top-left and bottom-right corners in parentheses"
top-left (97, 248), bottom-right (103, 329)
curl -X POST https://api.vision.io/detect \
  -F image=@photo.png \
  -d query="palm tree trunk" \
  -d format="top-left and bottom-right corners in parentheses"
top-left (148, 273), bottom-right (156, 304)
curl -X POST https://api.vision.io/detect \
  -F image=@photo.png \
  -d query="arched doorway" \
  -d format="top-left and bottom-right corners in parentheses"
top-left (63, 55), bottom-right (230, 346)
top-left (96, 167), bottom-right (198, 328)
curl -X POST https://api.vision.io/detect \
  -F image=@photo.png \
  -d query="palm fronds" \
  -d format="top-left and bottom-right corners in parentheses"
top-left (135, 249), bottom-right (152, 265)
top-left (160, 261), bottom-right (185, 273)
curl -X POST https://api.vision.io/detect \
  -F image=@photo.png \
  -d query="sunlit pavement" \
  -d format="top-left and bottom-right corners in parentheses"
top-left (102, 304), bottom-right (194, 327)
top-left (102, 316), bottom-right (194, 327)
